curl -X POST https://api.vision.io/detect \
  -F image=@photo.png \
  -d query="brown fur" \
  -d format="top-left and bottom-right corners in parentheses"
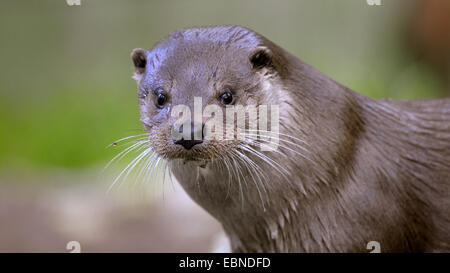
top-left (131, 25), bottom-right (450, 252)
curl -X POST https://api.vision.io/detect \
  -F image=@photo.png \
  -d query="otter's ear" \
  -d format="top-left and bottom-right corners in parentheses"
top-left (249, 46), bottom-right (273, 70)
top-left (131, 48), bottom-right (147, 81)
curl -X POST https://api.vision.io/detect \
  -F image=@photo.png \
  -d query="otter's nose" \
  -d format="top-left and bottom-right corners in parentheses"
top-left (174, 122), bottom-right (204, 150)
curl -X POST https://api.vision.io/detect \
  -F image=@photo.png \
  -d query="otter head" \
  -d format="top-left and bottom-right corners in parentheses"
top-left (131, 26), bottom-right (283, 164)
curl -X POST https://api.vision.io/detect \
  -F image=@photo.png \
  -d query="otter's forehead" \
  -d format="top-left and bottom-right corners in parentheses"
top-left (148, 40), bottom-right (228, 79)
top-left (145, 26), bottom-right (262, 81)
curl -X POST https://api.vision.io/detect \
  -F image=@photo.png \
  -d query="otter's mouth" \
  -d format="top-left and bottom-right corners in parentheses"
top-left (180, 157), bottom-right (209, 168)
top-left (163, 148), bottom-right (212, 169)
top-left (157, 141), bottom-right (214, 163)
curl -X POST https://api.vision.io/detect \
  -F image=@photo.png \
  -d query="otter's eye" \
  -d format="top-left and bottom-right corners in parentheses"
top-left (155, 93), bottom-right (167, 108)
top-left (220, 92), bottom-right (234, 105)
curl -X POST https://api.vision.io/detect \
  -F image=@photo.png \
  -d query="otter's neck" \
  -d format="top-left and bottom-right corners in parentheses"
top-left (169, 62), bottom-right (375, 252)
top-left (169, 55), bottom-right (449, 252)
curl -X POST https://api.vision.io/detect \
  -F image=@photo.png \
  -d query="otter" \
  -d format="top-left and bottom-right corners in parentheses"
top-left (130, 25), bottom-right (449, 252)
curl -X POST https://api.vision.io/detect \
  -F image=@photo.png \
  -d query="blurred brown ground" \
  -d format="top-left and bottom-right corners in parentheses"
top-left (0, 174), bottom-right (223, 252)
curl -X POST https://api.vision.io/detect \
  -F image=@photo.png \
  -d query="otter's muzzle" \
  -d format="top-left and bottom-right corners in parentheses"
top-left (173, 122), bottom-right (204, 150)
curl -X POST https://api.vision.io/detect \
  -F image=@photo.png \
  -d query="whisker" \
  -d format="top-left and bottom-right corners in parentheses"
top-left (103, 140), bottom-right (148, 172)
top-left (232, 150), bottom-right (267, 211)
top-left (224, 154), bottom-right (244, 208)
top-left (144, 157), bottom-right (162, 187)
top-left (134, 152), bottom-right (157, 187)
top-left (239, 144), bottom-right (291, 181)
top-left (107, 148), bottom-right (151, 193)
top-left (243, 132), bottom-right (310, 154)
top-left (107, 133), bottom-right (149, 148)
top-left (142, 154), bottom-right (159, 186)
top-left (242, 133), bottom-right (312, 162)
top-left (167, 164), bottom-right (176, 191)
top-left (109, 137), bottom-right (149, 149)
top-left (234, 149), bottom-right (269, 192)
top-left (118, 148), bottom-right (152, 190)
top-left (221, 153), bottom-right (233, 200)
top-left (241, 138), bottom-right (309, 196)
top-left (245, 129), bottom-right (310, 147)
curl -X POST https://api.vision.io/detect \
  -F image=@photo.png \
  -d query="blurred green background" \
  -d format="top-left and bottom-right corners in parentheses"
top-left (0, 0), bottom-right (449, 252)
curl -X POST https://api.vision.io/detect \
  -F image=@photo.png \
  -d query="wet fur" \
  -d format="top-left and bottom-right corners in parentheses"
top-left (132, 25), bottom-right (450, 252)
